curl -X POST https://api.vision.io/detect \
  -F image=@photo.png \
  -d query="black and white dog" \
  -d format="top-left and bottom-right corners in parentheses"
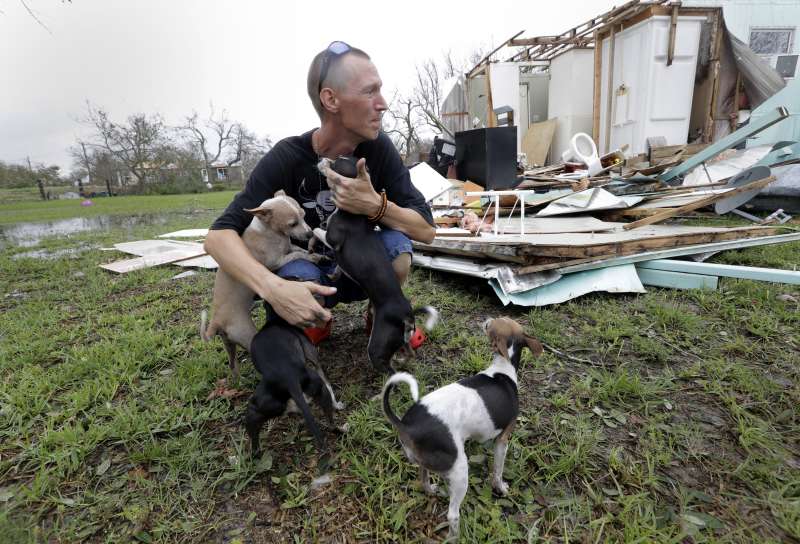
top-left (381, 317), bottom-right (543, 539)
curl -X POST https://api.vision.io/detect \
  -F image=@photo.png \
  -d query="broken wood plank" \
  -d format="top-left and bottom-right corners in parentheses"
top-left (648, 142), bottom-right (709, 163)
top-left (100, 248), bottom-right (207, 273)
top-left (666, 4), bottom-right (678, 66)
top-left (623, 175), bottom-right (775, 230)
top-left (556, 232), bottom-right (800, 274)
top-left (412, 241), bottom-right (526, 264)
top-left (516, 227), bottom-right (784, 258)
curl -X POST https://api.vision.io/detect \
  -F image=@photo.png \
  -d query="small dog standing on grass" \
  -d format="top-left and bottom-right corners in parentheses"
top-left (245, 317), bottom-right (337, 460)
top-left (381, 317), bottom-right (543, 540)
top-left (201, 194), bottom-right (321, 380)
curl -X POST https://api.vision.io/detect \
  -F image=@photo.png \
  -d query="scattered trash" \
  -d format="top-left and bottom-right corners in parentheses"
top-left (171, 270), bottom-right (197, 280)
top-left (310, 474), bottom-right (333, 489)
top-left (206, 379), bottom-right (247, 401)
top-left (81, 200), bottom-right (93, 207)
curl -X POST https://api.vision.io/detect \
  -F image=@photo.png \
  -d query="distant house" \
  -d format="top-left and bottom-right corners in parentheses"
top-left (201, 162), bottom-right (244, 184)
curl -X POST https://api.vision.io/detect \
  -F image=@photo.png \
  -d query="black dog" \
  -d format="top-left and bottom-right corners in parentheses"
top-left (320, 156), bottom-right (437, 373)
top-left (245, 319), bottom-right (336, 459)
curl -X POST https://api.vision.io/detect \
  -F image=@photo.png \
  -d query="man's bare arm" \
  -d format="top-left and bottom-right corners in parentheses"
top-left (204, 229), bottom-right (335, 327)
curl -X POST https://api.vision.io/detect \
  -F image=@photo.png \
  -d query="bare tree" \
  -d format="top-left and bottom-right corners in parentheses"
top-left (83, 104), bottom-right (168, 188)
top-left (230, 125), bottom-right (272, 178)
top-left (386, 51), bottom-right (483, 152)
top-left (179, 106), bottom-right (235, 174)
top-left (178, 106), bottom-right (271, 181)
top-left (384, 92), bottom-right (421, 161)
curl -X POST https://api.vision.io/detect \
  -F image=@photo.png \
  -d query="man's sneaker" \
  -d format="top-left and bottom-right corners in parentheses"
top-left (304, 318), bottom-right (332, 345)
top-left (409, 327), bottom-right (426, 350)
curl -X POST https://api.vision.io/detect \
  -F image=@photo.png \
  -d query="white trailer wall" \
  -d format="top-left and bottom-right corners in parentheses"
top-left (598, 15), bottom-right (705, 154)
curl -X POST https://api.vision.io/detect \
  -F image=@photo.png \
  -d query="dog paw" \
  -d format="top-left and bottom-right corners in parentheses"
top-left (423, 482), bottom-right (438, 495)
top-left (333, 400), bottom-right (346, 411)
top-left (337, 422), bottom-right (349, 433)
top-left (492, 479), bottom-right (509, 496)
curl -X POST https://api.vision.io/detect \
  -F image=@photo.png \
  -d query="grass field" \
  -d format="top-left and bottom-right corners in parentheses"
top-left (1, 194), bottom-right (799, 543)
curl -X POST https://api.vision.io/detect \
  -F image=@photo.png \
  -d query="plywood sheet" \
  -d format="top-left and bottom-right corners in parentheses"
top-left (100, 247), bottom-right (207, 273)
top-left (113, 240), bottom-right (204, 256)
top-left (493, 216), bottom-right (618, 234)
top-left (522, 119), bottom-right (558, 166)
top-left (417, 225), bottom-right (784, 260)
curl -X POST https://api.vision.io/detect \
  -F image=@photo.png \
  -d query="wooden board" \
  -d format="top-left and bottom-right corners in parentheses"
top-left (492, 216), bottom-right (618, 234)
top-left (100, 247), bottom-right (208, 274)
top-left (521, 119), bottom-right (557, 167)
top-left (623, 175), bottom-right (776, 230)
top-left (415, 225), bottom-right (785, 261)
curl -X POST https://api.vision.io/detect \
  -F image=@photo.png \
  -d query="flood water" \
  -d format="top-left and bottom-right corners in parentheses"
top-left (0, 214), bottom-right (172, 248)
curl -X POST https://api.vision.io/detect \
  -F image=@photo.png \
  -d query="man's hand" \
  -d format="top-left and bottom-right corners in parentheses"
top-left (320, 158), bottom-right (382, 216)
top-left (264, 278), bottom-right (336, 328)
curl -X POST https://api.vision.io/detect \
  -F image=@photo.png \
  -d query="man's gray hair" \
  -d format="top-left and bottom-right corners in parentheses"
top-left (307, 44), bottom-right (370, 120)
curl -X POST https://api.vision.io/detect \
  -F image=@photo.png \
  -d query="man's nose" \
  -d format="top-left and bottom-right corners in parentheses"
top-left (375, 93), bottom-right (388, 112)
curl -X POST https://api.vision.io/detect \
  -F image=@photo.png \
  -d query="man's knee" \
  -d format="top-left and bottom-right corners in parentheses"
top-left (392, 253), bottom-right (412, 286)
top-left (277, 259), bottom-right (323, 283)
top-left (379, 228), bottom-right (413, 286)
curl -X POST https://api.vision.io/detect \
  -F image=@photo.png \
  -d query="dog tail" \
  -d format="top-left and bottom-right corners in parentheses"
top-left (413, 305), bottom-right (439, 331)
top-left (288, 381), bottom-right (326, 453)
top-left (382, 372), bottom-right (419, 429)
top-left (199, 310), bottom-right (215, 341)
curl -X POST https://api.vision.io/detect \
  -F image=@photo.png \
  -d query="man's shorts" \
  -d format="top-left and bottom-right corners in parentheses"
top-left (275, 228), bottom-right (412, 308)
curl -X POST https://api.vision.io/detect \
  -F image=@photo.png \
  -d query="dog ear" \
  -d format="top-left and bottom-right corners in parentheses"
top-left (274, 189), bottom-right (286, 197)
top-left (490, 331), bottom-right (510, 360)
top-left (243, 205), bottom-right (272, 219)
top-left (524, 334), bottom-right (543, 357)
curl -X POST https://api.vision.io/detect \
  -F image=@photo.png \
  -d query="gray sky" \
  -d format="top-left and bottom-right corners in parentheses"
top-left (1, 0), bottom-right (616, 174)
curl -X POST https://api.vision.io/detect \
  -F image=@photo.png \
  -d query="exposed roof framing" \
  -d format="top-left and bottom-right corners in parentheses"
top-left (466, 0), bottom-right (675, 78)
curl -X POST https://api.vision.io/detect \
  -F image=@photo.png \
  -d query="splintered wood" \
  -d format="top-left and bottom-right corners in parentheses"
top-left (415, 224), bottom-right (785, 270)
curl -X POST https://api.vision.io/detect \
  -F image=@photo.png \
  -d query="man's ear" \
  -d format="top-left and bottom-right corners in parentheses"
top-left (524, 334), bottom-right (543, 357)
top-left (319, 88), bottom-right (339, 114)
top-left (490, 332), bottom-right (509, 360)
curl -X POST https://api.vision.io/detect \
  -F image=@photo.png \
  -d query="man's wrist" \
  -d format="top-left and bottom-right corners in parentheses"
top-left (370, 192), bottom-right (383, 216)
top-left (260, 272), bottom-right (282, 301)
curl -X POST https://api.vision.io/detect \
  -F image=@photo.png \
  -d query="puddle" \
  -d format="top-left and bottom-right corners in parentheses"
top-left (11, 246), bottom-right (93, 260)
top-left (0, 214), bottom-right (173, 248)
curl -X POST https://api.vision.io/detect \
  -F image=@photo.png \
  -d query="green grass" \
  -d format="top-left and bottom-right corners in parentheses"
top-left (0, 190), bottom-right (239, 225)
top-left (1, 198), bottom-right (799, 542)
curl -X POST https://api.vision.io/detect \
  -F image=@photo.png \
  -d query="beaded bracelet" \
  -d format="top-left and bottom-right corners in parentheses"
top-left (368, 190), bottom-right (388, 223)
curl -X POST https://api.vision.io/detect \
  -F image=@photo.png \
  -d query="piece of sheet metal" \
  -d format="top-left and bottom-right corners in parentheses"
top-left (489, 264), bottom-right (645, 307)
top-left (659, 107), bottom-right (789, 182)
top-left (714, 165), bottom-right (772, 214)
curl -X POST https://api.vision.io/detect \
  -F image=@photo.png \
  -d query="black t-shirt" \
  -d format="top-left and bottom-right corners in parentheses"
top-left (210, 129), bottom-right (434, 234)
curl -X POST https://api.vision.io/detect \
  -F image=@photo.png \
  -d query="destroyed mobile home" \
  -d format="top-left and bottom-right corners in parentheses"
top-left (411, 0), bottom-right (800, 305)
top-left (101, 0), bottom-right (800, 307)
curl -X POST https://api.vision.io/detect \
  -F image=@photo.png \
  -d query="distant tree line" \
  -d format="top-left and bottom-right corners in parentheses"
top-left (70, 103), bottom-right (272, 194)
top-left (0, 160), bottom-right (62, 189)
top-left (0, 103), bottom-right (273, 196)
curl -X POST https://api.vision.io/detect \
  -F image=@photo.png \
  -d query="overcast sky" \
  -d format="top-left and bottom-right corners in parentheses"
top-left (1, 0), bottom-right (616, 174)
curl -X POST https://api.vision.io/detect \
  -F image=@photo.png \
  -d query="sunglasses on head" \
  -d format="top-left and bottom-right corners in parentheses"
top-left (318, 41), bottom-right (352, 94)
